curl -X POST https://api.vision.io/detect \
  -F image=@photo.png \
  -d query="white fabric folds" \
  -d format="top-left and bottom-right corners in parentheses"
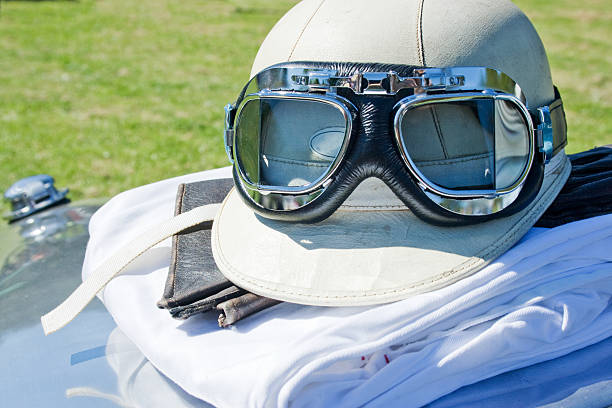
top-left (82, 168), bottom-right (612, 408)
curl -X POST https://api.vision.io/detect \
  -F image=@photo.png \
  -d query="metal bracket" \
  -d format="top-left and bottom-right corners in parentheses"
top-left (291, 70), bottom-right (465, 95)
top-left (224, 103), bottom-right (235, 163)
top-left (536, 106), bottom-right (554, 163)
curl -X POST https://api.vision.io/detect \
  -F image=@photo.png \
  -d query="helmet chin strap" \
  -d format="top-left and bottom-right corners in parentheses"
top-left (41, 203), bottom-right (221, 335)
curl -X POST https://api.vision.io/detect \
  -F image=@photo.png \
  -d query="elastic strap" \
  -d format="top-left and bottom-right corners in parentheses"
top-left (41, 203), bottom-right (221, 335)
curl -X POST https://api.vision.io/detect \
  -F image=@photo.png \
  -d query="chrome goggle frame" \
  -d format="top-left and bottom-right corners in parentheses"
top-left (393, 92), bottom-right (536, 215)
top-left (230, 91), bottom-right (355, 211)
top-left (224, 65), bottom-right (556, 216)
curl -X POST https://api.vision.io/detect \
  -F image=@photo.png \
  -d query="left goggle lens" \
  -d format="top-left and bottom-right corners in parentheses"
top-left (235, 97), bottom-right (349, 189)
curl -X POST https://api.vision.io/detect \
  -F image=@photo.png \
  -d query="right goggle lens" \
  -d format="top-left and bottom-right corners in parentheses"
top-left (398, 97), bottom-right (531, 192)
top-left (235, 97), bottom-right (349, 189)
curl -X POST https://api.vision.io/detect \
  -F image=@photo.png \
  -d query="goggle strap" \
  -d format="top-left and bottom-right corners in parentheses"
top-left (549, 86), bottom-right (568, 156)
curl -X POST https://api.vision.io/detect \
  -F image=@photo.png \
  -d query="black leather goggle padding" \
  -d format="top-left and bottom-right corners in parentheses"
top-left (233, 90), bottom-right (547, 226)
top-left (232, 61), bottom-right (548, 226)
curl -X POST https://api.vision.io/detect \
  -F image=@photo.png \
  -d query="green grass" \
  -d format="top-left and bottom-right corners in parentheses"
top-left (0, 0), bottom-right (610, 208)
top-left (515, 0), bottom-right (612, 153)
top-left (0, 0), bottom-right (298, 202)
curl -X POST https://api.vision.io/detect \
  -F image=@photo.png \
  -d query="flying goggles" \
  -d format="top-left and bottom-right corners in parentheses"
top-left (224, 62), bottom-right (567, 225)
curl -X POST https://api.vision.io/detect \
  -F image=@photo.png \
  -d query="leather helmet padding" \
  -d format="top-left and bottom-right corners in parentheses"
top-left (233, 61), bottom-right (545, 225)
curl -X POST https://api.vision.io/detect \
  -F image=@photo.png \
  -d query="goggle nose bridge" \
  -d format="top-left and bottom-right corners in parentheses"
top-left (292, 69), bottom-right (466, 95)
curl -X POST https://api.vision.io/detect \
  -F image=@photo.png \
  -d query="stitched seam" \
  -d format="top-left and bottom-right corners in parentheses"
top-left (416, 0), bottom-right (426, 66)
top-left (429, 106), bottom-right (448, 158)
top-left (417, 152), bottom-right (491, 165)
top-left (213, 156), bottom-right (569, 299)
top-left (215, 223), bottom-right (484, 297)
top-left (416, 153), bottom-right (492, 167)
top-left (544, 152), bottom-right (564, 177)
top-left (170, 183), bottom-right (186, 299)
top-left (339, 204), bottom-right (408, 209)
top-left (264, 155), bottom-right (329, 167)
top-left (288, 0), bottom-right (327, 61)
top-left (471, 156), bottom-right (566, 262)
top-left (337, 207), bottom-right (408, 212)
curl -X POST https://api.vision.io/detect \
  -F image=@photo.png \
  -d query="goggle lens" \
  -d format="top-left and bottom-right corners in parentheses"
top-left (235, 97), bottom-right (348, 188)
top-left (398, 98), bottom-right (530, 192)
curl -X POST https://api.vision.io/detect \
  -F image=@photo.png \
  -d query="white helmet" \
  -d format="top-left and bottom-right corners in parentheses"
top-left (252, 0), bottom-right (554, 108)
top-left (213, 0), bottom-right (570, 306)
